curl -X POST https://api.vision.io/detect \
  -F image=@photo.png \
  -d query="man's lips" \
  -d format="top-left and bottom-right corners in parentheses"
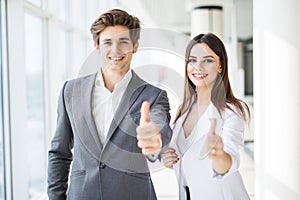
top-left (109, 56), bottom-right (124, 61)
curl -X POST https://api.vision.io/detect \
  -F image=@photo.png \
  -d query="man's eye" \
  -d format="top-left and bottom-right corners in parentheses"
top-left (120, 41), bottom-right (129, 44)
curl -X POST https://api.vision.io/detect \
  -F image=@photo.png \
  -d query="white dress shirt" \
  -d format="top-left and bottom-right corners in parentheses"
top-left (170, 100), bottom-right (250, 200)
top-left (92, 69), bottom-right (132, 144)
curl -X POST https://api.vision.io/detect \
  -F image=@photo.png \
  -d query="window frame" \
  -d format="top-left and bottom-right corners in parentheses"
top-left (4, 0), bottom-right (99, 199)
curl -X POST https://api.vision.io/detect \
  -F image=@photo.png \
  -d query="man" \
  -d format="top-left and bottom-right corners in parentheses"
top-left (47, 9), bottom-right (172, 200)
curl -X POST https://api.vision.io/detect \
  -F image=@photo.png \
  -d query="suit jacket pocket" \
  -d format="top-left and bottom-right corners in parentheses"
top-left (124, 171), bottom-right (149, 180)
top-left (70, 170), bottom-right (86, 179)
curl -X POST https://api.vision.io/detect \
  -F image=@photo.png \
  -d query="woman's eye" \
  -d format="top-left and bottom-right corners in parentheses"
top-left (188, 59), bottom-right (197, 63)
top-left (203, 58), bottom-right (214, 63)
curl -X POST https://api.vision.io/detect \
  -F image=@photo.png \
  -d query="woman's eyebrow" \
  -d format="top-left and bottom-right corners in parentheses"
top-left (202, 55), bottom-right (214, 59)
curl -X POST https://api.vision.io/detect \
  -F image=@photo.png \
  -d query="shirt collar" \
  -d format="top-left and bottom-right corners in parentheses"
top-left (95, 69), bottom-right (132, 92)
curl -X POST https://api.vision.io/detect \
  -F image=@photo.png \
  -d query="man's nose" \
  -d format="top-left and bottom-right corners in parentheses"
top-left (111, 42), bottom-right (121, 52)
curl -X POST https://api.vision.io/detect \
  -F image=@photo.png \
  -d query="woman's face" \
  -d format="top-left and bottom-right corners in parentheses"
top-left (187, 43), bottom-right (221, 89)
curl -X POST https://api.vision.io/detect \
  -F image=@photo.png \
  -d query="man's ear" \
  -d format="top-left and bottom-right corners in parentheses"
top-left (94, 42), bottom-right (99, 50)
top-left (132, 42), bottom-right (139, 53)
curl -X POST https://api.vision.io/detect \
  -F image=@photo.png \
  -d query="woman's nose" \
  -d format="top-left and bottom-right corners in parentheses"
top-left (192, 61), bottom-right (204, 70)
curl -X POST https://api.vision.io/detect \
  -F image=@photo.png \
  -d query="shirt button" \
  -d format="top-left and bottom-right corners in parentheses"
top-left (100, 162), bottom-right (106, 169)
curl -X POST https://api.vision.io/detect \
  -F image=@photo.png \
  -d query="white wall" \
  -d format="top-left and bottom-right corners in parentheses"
top-left (253, 0), bottom-right (300, 199)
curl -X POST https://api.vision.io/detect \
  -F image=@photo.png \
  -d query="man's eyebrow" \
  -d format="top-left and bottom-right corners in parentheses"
top-left (119, 37), bottom-right (130, 41)
top-left (101, 38), bottom-right (112, 42)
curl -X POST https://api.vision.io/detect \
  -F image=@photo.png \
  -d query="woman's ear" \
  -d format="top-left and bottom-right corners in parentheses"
top-left (218, 62), bottom-right (222, 73)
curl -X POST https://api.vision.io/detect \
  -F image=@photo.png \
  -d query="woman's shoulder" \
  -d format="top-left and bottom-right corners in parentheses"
top-left (222, 102), bottom-right (246, 120)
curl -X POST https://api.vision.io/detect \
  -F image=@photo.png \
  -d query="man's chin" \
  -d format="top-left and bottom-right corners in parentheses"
top-left (108, 66), bottom-right (131, 73)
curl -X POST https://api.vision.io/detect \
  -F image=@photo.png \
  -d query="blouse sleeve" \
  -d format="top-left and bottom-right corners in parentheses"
top-left (211, 108), bottom-right (245, 179)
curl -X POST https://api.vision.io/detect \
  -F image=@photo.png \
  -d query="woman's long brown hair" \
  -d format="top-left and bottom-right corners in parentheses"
top-left (174, 33), bottom-right (250, 123)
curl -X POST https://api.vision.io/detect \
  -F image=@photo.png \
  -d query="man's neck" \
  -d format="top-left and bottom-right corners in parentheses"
top-left (101, 69), bottom-right (129, 92)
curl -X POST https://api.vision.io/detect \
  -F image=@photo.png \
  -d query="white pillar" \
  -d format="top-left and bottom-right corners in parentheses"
top-left (253, 0), bottom-right (300, 199)
top-left (191, 6), bottom-right (223, 39)
top-left (189, 1), bottom-right (245, 99)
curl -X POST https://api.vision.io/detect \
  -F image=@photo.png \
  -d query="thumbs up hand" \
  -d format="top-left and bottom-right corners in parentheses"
top-left (136, 101), bottom-right (162, 156)
top-left (206, 118), bottom-right (225, 160)
top-left (206, 118), bottom-right (233, 175)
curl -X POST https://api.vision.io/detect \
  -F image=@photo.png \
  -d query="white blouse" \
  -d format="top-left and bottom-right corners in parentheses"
top-left (170, 102), bottom-right (250, 200)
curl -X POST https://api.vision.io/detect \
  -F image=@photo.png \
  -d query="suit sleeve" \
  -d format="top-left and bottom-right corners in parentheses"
top-left (149, 90), bottom-right (173, 157)
top-left (47, 81), bottom-right (73, 200)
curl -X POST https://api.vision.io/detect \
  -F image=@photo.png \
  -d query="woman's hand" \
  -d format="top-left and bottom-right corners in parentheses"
top-left (206, 119), bottom-right (232, 175)
top-left (162, 148), bottom-right (179, 169)
top-left (206, 119), bottom-right (225, 159)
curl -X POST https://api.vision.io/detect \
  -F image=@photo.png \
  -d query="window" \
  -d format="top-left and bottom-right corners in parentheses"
top-left (24, 12), bottom-right (46, 199)
top-left (48, 0), bottom-right (68, 21)
top-left (4, 0), bottom-right (100, 199)
top-left (0, 1), bottom-right (5, 199)
top-left (26, 0), bottom-right (42, 8)
top-left (0, 27), bottom-right (4, 200)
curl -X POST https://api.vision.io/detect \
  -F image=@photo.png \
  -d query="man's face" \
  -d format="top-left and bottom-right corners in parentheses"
top-left (98, 25), bottom-right (138, 74)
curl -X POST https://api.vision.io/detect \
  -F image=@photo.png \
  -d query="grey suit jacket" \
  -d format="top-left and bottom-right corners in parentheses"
top-left (47, 70), bottom-right (172, 200)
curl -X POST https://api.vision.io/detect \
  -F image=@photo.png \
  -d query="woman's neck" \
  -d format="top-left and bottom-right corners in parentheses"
top-left (196, 87), bottom-right (211, 106)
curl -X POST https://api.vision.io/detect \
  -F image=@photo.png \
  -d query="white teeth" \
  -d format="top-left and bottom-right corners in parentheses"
top-left (110, 57), bottom-right (123, 61)
top-left (194, 73), bottom-right (208, 78)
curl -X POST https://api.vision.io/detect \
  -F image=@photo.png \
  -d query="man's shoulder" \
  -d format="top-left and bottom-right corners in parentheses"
top-left (64, 73), bottom-right (96, 86)
top-left (143, 82), bottom-right (163, 92)
top-left (70, 73), bottom-right (97, 82)
top-left (60, 73), bottom-right (97, 95)
top-left (134, 80), bottom-right (164, 95)
top-left (131, 71), bottom-right (163, 93)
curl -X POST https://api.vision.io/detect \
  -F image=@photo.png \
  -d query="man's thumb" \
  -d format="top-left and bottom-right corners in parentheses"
top-left (140, 101), bottom-right (150, 125)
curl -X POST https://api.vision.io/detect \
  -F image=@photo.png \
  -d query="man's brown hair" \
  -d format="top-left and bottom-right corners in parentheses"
top-left (90, 9), bottom-right (141, 46)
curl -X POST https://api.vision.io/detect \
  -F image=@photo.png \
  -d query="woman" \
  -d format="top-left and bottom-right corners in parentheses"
top-left (162, 33), bottom-right (250, 200)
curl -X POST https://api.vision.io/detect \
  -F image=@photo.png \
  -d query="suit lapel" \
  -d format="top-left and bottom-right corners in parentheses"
top-left (72, 73), bottom-right (102, 160)
top-left (102, 71), bottom-right (146, 149)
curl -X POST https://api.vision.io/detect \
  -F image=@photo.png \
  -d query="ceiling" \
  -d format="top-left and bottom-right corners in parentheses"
top-left (117, 0), bottom-right (253, 39)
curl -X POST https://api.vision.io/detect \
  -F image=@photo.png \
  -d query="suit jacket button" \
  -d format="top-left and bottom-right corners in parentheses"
top-left (100, 163), bottom-right (106, 169)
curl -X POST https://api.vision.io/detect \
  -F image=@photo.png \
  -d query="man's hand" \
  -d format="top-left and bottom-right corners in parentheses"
top-left (136, 101), bottom-right (162, 156)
